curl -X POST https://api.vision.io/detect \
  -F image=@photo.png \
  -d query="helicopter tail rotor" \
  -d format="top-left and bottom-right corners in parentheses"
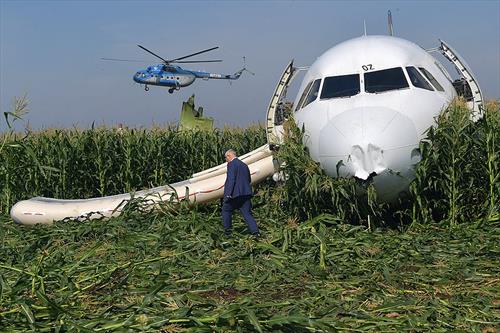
top-left (241, 56), bottom-right (255, 76)
top-left (231, 57), bottom-right (255, 79)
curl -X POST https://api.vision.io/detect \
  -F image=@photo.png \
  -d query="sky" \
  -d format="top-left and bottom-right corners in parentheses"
top-left (1, 0), bottom-right (499, 131)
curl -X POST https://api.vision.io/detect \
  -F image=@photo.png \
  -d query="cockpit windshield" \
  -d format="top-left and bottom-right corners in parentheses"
top-left (320, 74), bottom-right (360, 99)
top-left (295, 81), bottom-right (313, 112)
top-left (164, 65), bottom-right (177, 73)
top-left (419, 67), bottom-right (445, 92)
top-left (295, 78), bottom-right (322, 111)
top-left (364, 67), bottom-right (409, 93)
top-left (406, 66), bottom-right (434, 91)
top-left (302, 79), bottom-right (321, 108)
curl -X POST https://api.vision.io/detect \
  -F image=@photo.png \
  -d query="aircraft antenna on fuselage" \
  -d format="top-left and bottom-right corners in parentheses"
top-left (388, 10), bottom-right (394, 36)
top-left (363, 20), bottom-right (367, 36)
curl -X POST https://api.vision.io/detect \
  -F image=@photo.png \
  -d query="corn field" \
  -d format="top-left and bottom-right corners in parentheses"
top-left (0, 125), bottom-right (266, 214)
top-left (0, 100), bottom-right (498, 332)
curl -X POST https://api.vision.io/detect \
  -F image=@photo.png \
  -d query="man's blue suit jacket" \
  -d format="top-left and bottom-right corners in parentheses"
top-left (224, 158), bottom-right (253, 199)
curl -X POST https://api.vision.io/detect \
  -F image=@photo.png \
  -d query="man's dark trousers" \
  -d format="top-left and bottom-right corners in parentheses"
top-left (222, 195), bottom-right (259, 235)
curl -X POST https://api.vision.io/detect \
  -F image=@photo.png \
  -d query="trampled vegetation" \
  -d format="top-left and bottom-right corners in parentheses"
top-left (0, 100), bottom-right (498, 332)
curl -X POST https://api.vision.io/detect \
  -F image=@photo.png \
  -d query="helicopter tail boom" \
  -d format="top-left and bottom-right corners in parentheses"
top-left (229, 68), bottom-right (246, 79)
top-left (192, 67), bottom-right (252, 80)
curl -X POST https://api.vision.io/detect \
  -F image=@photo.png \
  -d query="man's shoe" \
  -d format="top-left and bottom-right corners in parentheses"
top-left (251, 232), bottom-right (261, 240)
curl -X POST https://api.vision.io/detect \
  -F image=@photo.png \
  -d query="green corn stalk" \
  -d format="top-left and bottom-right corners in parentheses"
top-left (484, 102), bottom-right (499, 220)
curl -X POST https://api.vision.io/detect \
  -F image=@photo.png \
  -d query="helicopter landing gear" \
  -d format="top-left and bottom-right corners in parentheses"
top-left (144, 85), bottom-right (149, 91)
top-left (168, 88), bottom-right (174, 94)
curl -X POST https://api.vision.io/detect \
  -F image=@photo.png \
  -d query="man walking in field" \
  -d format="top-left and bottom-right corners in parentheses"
top-left (222, 149), bottom-right (260, 238)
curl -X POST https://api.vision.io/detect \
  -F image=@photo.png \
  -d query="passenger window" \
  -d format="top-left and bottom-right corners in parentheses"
top-left (320, 74), bottom-right (360, 99)
top-left (419, 67), bottom-right (445, 91)
top-left (365, 67), bottom-right (409, 93)
top-left (302, 79), bottom-right (321, 108)
top-left (295, 81), bottom-right (313, 112)
top-left (406, 67), bottom-right (434, 91)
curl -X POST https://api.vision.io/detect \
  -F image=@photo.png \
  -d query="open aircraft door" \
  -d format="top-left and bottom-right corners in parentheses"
top-left (266, 60), bottom-right (298, 146)
top-left (439, 39), bottom-right (484, 121)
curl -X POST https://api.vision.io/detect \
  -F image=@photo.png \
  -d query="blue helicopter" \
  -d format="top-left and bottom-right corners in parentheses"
top-left (102, 45), bottom-right (250, 93)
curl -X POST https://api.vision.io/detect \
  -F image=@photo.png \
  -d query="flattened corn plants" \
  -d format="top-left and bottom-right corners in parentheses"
top-left (0, 207), bottom-right (498, 332)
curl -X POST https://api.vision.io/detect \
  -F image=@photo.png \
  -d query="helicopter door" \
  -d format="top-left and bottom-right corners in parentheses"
top-left (439, 39), bottom-right (484, 121)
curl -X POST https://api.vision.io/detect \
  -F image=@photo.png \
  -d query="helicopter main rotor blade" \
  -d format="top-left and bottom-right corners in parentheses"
top-left (101, 57), bottom-right (148, 63)
top-left (174, 60), bottom-right (223, 63)
top-left (137, 45), bottom-right (169, 63)
top-left (169, 46), bottom-right (219, 62)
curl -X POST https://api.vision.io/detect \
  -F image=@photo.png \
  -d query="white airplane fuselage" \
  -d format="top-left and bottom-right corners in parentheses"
top-left (293, 36), bottom-right (457, 201)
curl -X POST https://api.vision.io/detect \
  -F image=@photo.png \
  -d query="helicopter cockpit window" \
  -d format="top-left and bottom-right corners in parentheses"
top-left (364, 67), bottom-right (409, 93)
top-left (406, 66), bottom-right (434, 91)
top-left (320, 74), bottom-right (360, 99)
top-left (295, 81), bottom-right (313, 112)
top-left (302, 79), bottom-right (322, 108)
top-left (419, 67), bottom-right (445, 92)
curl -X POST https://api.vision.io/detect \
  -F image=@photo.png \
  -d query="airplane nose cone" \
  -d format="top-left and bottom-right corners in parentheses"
top-left (318, 107), bottom-right (420, 200)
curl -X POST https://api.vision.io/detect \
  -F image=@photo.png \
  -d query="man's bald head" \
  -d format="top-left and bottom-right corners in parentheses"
top-left (225, 149), bottom-right (237, 162)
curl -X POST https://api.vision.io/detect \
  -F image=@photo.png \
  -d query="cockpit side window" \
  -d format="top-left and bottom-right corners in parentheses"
top-left (302, 79), bottom-right (322, 108)
top-left (320, 74), bottom-right (360, 99)
top-left (406, 66), bottom-right (434, 91)
top-left (364, 67), bottom-right (409, 93)
top-left (419, 67), bottom-right (445, 92)
top-left (295, 81), bottom-right (313, 112)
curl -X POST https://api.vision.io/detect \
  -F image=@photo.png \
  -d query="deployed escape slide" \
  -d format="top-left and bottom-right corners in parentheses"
top-left (10, 61), bottom-right (298, 226)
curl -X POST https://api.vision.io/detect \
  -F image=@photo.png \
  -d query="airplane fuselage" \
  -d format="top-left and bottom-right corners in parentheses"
top-left (293, 36), bottom-right (457, 201)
